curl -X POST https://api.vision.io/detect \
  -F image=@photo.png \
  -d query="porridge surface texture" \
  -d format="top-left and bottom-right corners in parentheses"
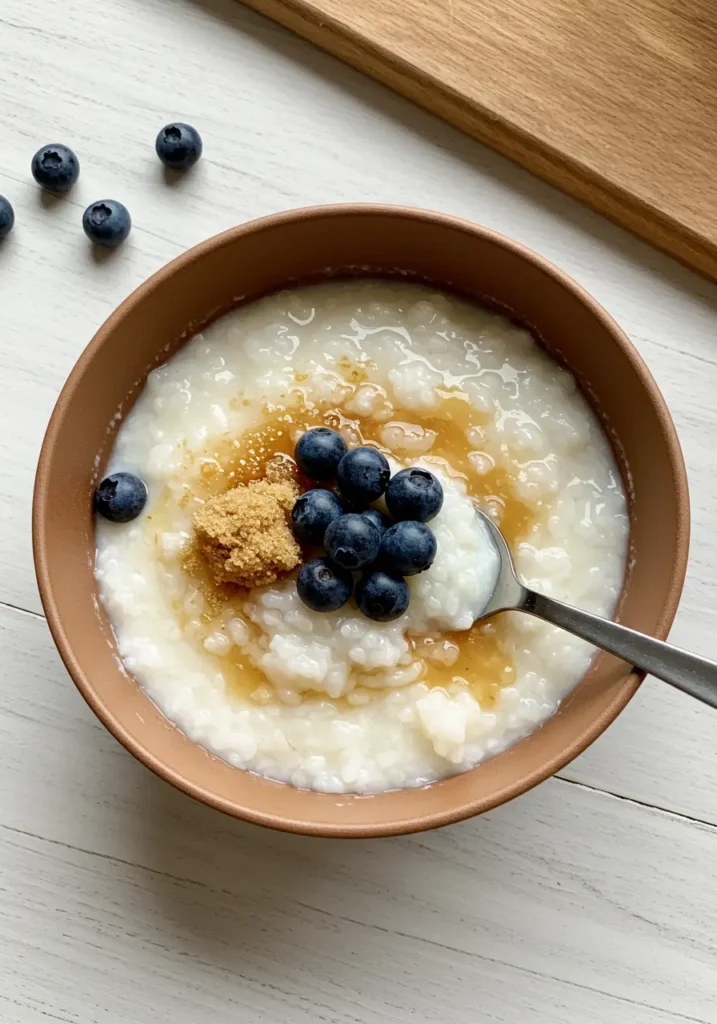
top-left (95, 280), bottom-right (629, 793)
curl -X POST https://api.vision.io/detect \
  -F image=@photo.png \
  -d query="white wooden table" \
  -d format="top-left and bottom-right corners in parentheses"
top-left (2, 1), bottom-right (717, 1020)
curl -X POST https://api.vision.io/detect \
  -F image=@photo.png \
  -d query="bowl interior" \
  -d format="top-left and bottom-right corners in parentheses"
top-left (33, 206), bottom-right (689, 836)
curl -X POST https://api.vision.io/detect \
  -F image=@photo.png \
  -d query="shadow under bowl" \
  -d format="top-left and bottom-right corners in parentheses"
top-left (33, 204), bottom-right (690, 837)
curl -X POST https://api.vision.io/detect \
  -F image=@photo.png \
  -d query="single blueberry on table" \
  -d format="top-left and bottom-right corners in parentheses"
top-left (31, 144), bottom-right (80, 192)
top-left (325, 513), bottom-right (381, 571)
top-left (380, 520), bottom-right (437, 576)
top-left (0, 195), bottom-right (14, 238)
top-left (95, 472), bottom-right (148, 523)
top-left (385, 467), bottom-right (443, 523)
top-left (295, 427), bottom-right (347, 481)
top-left (355, 570), bottom-right (410, 622)
top-left (336, 446), bottom-right (390, 505)
top-left (361, 507), bottom-right (389, 537)
top-left (155, 123), bottom-right (203, 170)
top-left (291, 488), bottom-right (344, 544)
top-left (82, 200), bottom-right (131, 248)
top-left (297, 556), bottom-right (353, 612)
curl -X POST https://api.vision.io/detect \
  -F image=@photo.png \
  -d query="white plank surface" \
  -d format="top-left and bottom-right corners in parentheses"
top-left (1, 604), bottom-right (716, 1024)
top-left (1, 0), bottom-right (717, 1020)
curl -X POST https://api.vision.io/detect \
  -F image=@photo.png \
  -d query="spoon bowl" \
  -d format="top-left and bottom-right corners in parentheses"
top-left (472, 507), bottom-right (527, 617)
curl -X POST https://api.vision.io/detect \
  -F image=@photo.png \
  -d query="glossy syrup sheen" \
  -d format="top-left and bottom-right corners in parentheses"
top-left (160, 367), bottom-right (537, 712)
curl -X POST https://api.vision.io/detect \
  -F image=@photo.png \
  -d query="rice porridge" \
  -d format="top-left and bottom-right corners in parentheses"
top-left (95, 280), bottom-right (629, 793)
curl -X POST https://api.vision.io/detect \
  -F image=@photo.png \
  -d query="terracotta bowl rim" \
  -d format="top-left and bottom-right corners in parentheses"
top-left (32, 203), bottom-right (690, 836)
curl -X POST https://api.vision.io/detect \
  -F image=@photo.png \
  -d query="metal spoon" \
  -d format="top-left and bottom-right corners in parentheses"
top-left (475, 509), bottom-right (717, 709)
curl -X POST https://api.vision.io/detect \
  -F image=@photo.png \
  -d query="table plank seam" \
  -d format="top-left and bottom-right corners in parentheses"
top-left (0, 820), bottom-right (240, 895)
top-left (554, 775), bottom-right (717, 834)
top-left (2, 820), bottom-right (711, 1024)
top-left (0, 597), bottom-right (45, 622)
top-left (291, 897), bottom-right (711, 1024)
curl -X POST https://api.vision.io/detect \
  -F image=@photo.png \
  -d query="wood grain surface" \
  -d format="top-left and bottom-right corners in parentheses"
top-left (237, 0), bottom-right (717, 282)
top-left (1, 0), bottom-right (717, 1020)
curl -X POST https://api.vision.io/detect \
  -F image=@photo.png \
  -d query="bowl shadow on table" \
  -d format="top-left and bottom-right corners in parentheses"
top-left (136, 765), bottom-right (424, 955)
top-left (133, 760), bottom-right (539, 977)
top-left (170, 0), bottom-right (717, 312)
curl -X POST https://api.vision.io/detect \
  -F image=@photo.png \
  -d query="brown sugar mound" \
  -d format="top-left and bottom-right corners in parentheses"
top-left (189, 477), bottom-right (301, 589)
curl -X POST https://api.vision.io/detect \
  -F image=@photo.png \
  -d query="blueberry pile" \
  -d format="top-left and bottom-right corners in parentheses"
top-left (292, 428), bottom-right (443, 621)
top-left (0, 123), bottom-right (203, 246)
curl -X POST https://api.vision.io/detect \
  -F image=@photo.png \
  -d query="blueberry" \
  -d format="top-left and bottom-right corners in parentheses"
top-left (291, 488), bottom-right (344, 544)
top-left (336, 447), bottom-right (390, 505)
top-left (297, 557), bottom-right (352, 612)
top-left (0, 196), bottom-right (14, 239)
top-left (380, 521), bottom-right (436, 576)
top-left (31, 144), bottom-right (79, 192)
top-left (94, 472), bottom-right (148, 523)
top-left (325, 513), bottom-right (381, 571)
top-left (385, 467), bottom-right (443, 523)
top-left (361, 507), bottom-right (389, 536)
top-left (295, 427), bottom-right (347, 481)
top-left (82, 200), bottom-right (131, 248)
top-left (355, 570), bottom-right (410, 622)
top-left (155, 123), bottom-right (203, 170)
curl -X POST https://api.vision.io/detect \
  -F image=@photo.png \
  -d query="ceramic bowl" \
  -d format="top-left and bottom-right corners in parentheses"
top-left (33, 205), bottom-right (689, 837)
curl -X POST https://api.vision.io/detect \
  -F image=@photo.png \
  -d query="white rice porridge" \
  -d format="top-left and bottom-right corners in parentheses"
top-left (95, 280), bottom-right (629, 793)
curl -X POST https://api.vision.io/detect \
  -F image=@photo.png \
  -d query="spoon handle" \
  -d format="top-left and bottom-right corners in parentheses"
top-left (523, 590), bottom-right (717, 709)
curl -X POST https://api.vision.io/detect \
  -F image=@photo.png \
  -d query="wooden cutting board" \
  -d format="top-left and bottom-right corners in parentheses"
top-left (239, 0), bottom-right (717, 281)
